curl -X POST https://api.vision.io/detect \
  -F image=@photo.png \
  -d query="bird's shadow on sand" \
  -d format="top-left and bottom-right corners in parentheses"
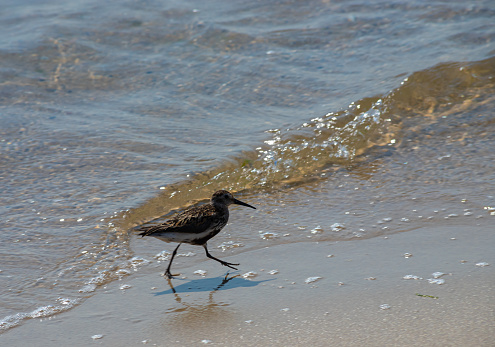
top-left (153, 273), bottom-right (273, 295)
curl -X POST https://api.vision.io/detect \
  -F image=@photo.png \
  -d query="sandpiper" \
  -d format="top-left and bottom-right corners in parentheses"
top-left (138, 190), bottom-right (256, 278)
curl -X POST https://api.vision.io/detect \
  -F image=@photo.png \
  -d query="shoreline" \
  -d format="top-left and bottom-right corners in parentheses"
top-left (2, 224), bottom-right (494, 346)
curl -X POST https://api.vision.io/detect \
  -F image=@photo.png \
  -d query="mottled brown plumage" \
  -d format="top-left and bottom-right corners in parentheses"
top-left (138, 190), bottom-right (256, 278)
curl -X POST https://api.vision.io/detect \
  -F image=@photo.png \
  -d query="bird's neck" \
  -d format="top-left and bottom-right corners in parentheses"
top-left (211, 202), bottom-right (229, 214)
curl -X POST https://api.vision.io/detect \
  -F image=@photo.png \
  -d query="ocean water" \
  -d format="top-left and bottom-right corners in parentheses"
top-left (1, 0), bottom-right (494, 332)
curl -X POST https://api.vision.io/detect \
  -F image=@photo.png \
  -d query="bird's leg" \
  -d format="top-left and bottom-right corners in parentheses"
top-left (165, 243), bottom-right (182, 279)
top-left (203, 244), bottom-right (239, 270)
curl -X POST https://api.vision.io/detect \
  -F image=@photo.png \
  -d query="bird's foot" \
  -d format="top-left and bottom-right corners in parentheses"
top-left (164, 270), bottom-right (180, 279)
top-left (220, 261), bottom-right (240, 270)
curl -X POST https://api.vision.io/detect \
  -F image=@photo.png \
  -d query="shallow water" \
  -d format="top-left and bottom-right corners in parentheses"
top-left (1, 0), bottom-right (494, 332)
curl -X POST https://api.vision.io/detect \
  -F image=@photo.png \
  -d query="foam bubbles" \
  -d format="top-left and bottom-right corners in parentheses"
top-left (218, 241), bottom-right (244, 251)
top-left (241, 271), bottom-right (258, 278)
top-left (431, 272), bottom-right (445, 278)
top-left (0, 298), bottom-right (79, 331)
top-left (427, 278), bottom-right (445, 285)
top-left (193, 270), bottom-right (207, 277)
top-left (259, 231), bottom-right (279, 239)
top-left (79, 284), bottom-right (97, 293)
top-left (154, 250), bottom-right (170, 261)
top-left (403, 274), bottom-right (423, 280)
top-left (475, 262), bottom-right (490, 267)
top-left (330, 223), bottom-right (345, 231)
top-left (129, 256), bottom-right (151, 268)
top-left (305, 276), bottom-right (322, 284)
top-left (310, 226), bottom-right (323, 234)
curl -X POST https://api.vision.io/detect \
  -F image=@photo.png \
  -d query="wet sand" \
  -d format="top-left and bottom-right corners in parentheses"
top-left (3, 224), bottom-right (494, 346)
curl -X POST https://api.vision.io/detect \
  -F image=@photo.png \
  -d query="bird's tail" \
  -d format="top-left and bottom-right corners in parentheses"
top-left (135, 224), bottom-right (157, 237)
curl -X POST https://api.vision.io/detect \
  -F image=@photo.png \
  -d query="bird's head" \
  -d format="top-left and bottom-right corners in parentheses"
top-left (211, 190), bottom-right (256, 209)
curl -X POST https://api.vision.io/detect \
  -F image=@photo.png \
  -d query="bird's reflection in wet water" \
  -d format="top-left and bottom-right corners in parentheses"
top-left (155, 272), bottom-right (271, 296)
top-left (155, 273), bottom-right (273, 332)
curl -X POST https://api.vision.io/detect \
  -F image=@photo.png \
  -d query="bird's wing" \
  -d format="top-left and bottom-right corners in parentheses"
top-left (138, 205), bottom-right (220, 237)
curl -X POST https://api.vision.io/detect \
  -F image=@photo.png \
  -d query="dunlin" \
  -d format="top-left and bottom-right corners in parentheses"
top-left (138, 190), bottom-right (256, 278)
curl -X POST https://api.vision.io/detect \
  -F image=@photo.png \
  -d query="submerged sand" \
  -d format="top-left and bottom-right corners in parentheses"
top-left (2, 225), bottom-right (494, 346)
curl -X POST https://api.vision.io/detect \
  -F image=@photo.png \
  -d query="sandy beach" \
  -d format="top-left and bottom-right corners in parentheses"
top-left (3, 223), bottom-right (493, 346)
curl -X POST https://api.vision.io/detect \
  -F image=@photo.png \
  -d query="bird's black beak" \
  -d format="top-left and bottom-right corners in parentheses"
top-left (233, 198), bottom-right (256, 209)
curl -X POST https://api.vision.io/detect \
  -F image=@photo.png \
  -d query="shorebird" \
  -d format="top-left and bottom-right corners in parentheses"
top-left (138, 190), bottom-right (256, 278)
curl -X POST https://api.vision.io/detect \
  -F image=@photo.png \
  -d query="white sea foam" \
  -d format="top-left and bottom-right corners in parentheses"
top-left (0, 298), bottom-right (79, 331)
